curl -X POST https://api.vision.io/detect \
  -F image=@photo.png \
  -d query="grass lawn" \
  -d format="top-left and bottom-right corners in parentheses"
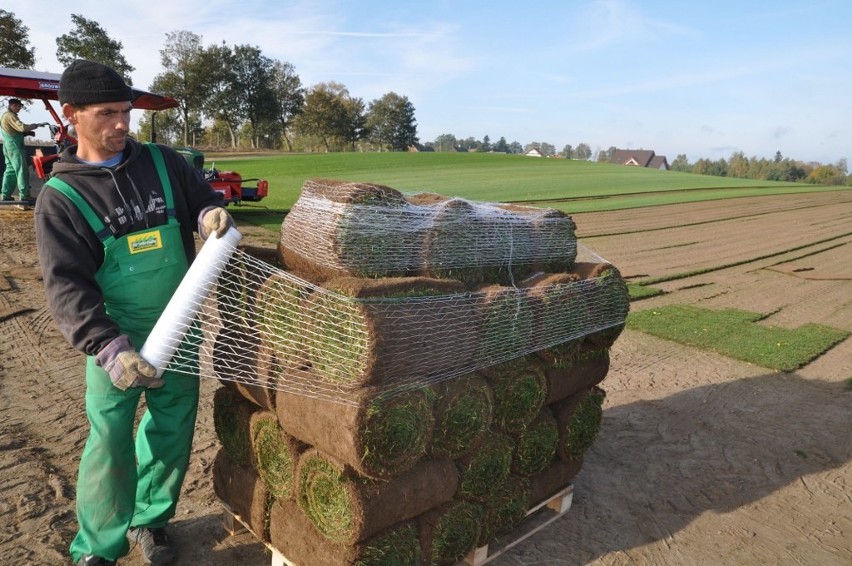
top-left (207, 151), bottom-right (839, 215)
top-left (627, 305), bottom-right (849, 372)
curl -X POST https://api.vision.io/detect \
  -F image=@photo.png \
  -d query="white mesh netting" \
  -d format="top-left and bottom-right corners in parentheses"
top-left (162, 181), bottom-right (630, 405)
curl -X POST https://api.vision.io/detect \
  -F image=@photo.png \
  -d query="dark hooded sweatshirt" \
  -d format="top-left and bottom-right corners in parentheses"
top-left (34, 138), bottom-right (223, 357)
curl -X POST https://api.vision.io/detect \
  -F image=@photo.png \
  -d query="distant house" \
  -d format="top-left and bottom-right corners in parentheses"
top-left (525, 147), bottom-right (544, 157)
top-left (610, 149), bottom-right (670, 170)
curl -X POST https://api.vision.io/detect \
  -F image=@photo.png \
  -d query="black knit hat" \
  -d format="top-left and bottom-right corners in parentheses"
top-left (59, 59), bottom-right (134, 106)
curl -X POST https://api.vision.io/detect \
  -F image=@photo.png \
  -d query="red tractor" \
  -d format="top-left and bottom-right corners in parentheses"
top-left (174, 146), bottom-right (268, 206)
top-left (0, 66), bottom-right (178, 183)
top-left (0, 67), bottom-right (268, 208)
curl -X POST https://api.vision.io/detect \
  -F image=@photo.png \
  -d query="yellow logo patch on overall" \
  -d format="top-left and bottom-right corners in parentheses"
top-left (127, 230), bottom-right (164, 254)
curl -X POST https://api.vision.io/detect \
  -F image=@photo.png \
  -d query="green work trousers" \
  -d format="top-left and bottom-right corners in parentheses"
top-left (1, 130), bottom-right (29, 199)
top-left (68, 358), bottom-right (199, 562)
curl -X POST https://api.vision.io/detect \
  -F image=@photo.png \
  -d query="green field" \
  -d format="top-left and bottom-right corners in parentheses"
top-left (207, 152), bottom-right (842, 219)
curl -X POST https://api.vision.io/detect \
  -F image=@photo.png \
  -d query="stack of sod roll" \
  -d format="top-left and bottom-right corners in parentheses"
top-left (208, 179), bottom-right (629, 565)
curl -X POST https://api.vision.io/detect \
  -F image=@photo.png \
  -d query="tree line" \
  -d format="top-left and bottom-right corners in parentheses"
top-left (1, 10), bottom-right (418, 153)
top-left (1, 10), bottom-right (847, 185)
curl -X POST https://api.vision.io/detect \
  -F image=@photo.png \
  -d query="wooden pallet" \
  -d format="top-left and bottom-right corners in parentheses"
top-left (222, 484), bottom-right (573, 566)
top-left (221, 500), bottom-right (295, 566)
top-left (461, 484), bottom-right (574, 566)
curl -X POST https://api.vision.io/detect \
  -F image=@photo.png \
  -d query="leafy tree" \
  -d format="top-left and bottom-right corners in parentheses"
top-left (670, 153), bottom-right (690, 172)
top-left (293, 82), bottom-right (364, 151)
top-left (433, 133), bottom-right (457, 152)
top-left (56, 14), bottom-right (134, 84)
top-left (231, 45), bottom-right (279, 149)
top-left (0, 10), bottom-right (35, 68)
top-left (365, 92), bottom-right (418, 151)
top-left (727, 151), bottom-right (749, 178)
top-left (151, 31), bottom-right (207, 146)
top-left (270, 60), bottom-right (304, 151)
top-left (136, 108), bottom-right (181, 145)
top-left (540, 142), bottom-right (555, 157)
top-left (575, 143), bottom-right (592, 160)
top-left (458, 137), bottom-right (477, 151)
top-left (480, 135), bottom-right (491, 152)
top-left (508, 141), bottom-right (523, 154)
top-left (561, 144), bottom-right (574, 159)
top-left (493, 136), bottom-right (509, 153)
top-left (198, 42), bottom-right (240, 148)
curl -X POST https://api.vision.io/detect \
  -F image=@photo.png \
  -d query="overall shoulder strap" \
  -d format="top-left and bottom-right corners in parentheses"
top-left (144, 143), bottom-right (176, 218)
top-left (44, 177), bottom-right (116, 246)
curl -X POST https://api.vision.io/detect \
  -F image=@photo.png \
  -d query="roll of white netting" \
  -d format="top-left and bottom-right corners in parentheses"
top-left (140, 227), bottom-right (243, 377)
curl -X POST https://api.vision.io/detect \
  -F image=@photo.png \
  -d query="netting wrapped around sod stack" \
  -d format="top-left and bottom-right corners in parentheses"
top-left (188, 178), bottom-right (629, 564)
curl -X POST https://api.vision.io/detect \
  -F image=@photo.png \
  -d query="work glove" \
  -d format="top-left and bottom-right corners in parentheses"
top-left (200, 206), bottom-right (234, 240)
top-left (96, 335), bottom-right (164, 390)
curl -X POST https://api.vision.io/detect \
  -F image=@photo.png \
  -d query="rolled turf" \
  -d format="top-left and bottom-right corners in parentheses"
top-left (510, 406), bottom-right (559, 477)
top-left (213, 385), bottom-right (260, 468)
top-left (249, 411), bottom-right (305, 501)
top-left (276, 383), bottom-right (434, 480)
top-left (572, 262), bottom-right (630, 348)
top-left (477, 474), bottom-right (532, 546)
top-left (302, 275), bottom-right (474, 386)
top-left (480, 355), bottom-right (548, 433)
top-left (255, 270), bottom-right (312, 373)
top-left (279, 179), bottom-right (417, 282)
top-left (419, 500), bottom-right (484, 566)
top-left (456, 431), bottom-right (516, 503)
top-left (477, 285), bottom-right (535, 365)
top-left (523, 271), bottom-right (588, 352)
top-left (428, 373), bottom-right (493, 460)
top-left (553, 386), bottom-right (607, 461)
top-left (270, 499), bottom-right (422, 565)
top-left (296, 449), bottom-right (458, 544)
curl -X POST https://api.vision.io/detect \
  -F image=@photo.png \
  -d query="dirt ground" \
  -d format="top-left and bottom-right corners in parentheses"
top-left (1, 188), bottom-right (849, 565)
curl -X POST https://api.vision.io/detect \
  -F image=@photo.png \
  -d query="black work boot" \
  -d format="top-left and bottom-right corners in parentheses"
top-left (77, 556), bottom-right (115, 566)
top-left (127, 527), bottom-right (176, 565)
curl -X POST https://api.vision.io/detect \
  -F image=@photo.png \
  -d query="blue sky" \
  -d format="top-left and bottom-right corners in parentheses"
top-left (12, 0), bottom-right (852, 164)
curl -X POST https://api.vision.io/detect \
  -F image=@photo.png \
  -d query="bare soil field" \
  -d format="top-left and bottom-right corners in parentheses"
top-left (1, 188), bottom-right (849, 565)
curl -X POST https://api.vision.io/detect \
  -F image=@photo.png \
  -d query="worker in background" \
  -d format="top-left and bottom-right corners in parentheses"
top-left (1, 97), bottom-right (48, 204)
top-left (34, 59), bottom-right (233, 566)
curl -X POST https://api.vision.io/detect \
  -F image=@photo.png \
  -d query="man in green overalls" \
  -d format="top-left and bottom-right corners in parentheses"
top-left (1, 97), bottom-right (48, 204)
top-left (34, 60), bottom-right (234, 566)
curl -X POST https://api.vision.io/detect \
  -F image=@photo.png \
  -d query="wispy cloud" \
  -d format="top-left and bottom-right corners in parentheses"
top-left (567, 0), bottom-right (698, 53)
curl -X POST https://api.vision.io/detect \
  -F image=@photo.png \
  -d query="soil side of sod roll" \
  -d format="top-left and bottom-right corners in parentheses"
top-left (212, 448), bottom-right (272, 543)
top-left (275, 382), bottom-right (434, 480)
top-left (543, 348), bottom-right (611, 404)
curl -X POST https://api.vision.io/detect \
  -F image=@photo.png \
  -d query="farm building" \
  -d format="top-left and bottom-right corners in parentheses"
top-left (609, 149), bottom-right (669, 170)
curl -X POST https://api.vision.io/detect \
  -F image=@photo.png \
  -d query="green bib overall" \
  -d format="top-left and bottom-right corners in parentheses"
top-left (47, 144), bottom-right (201, 562)
top-left (1, 124), bottom-right (30, 199)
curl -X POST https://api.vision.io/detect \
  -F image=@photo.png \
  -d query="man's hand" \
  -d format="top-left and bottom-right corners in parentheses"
top-left (107, 351), bottom-right (164, 390)
top-left (201, 207), bottom-right (234, 240)
top-left (97, 335), bottom-right (164, 390)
